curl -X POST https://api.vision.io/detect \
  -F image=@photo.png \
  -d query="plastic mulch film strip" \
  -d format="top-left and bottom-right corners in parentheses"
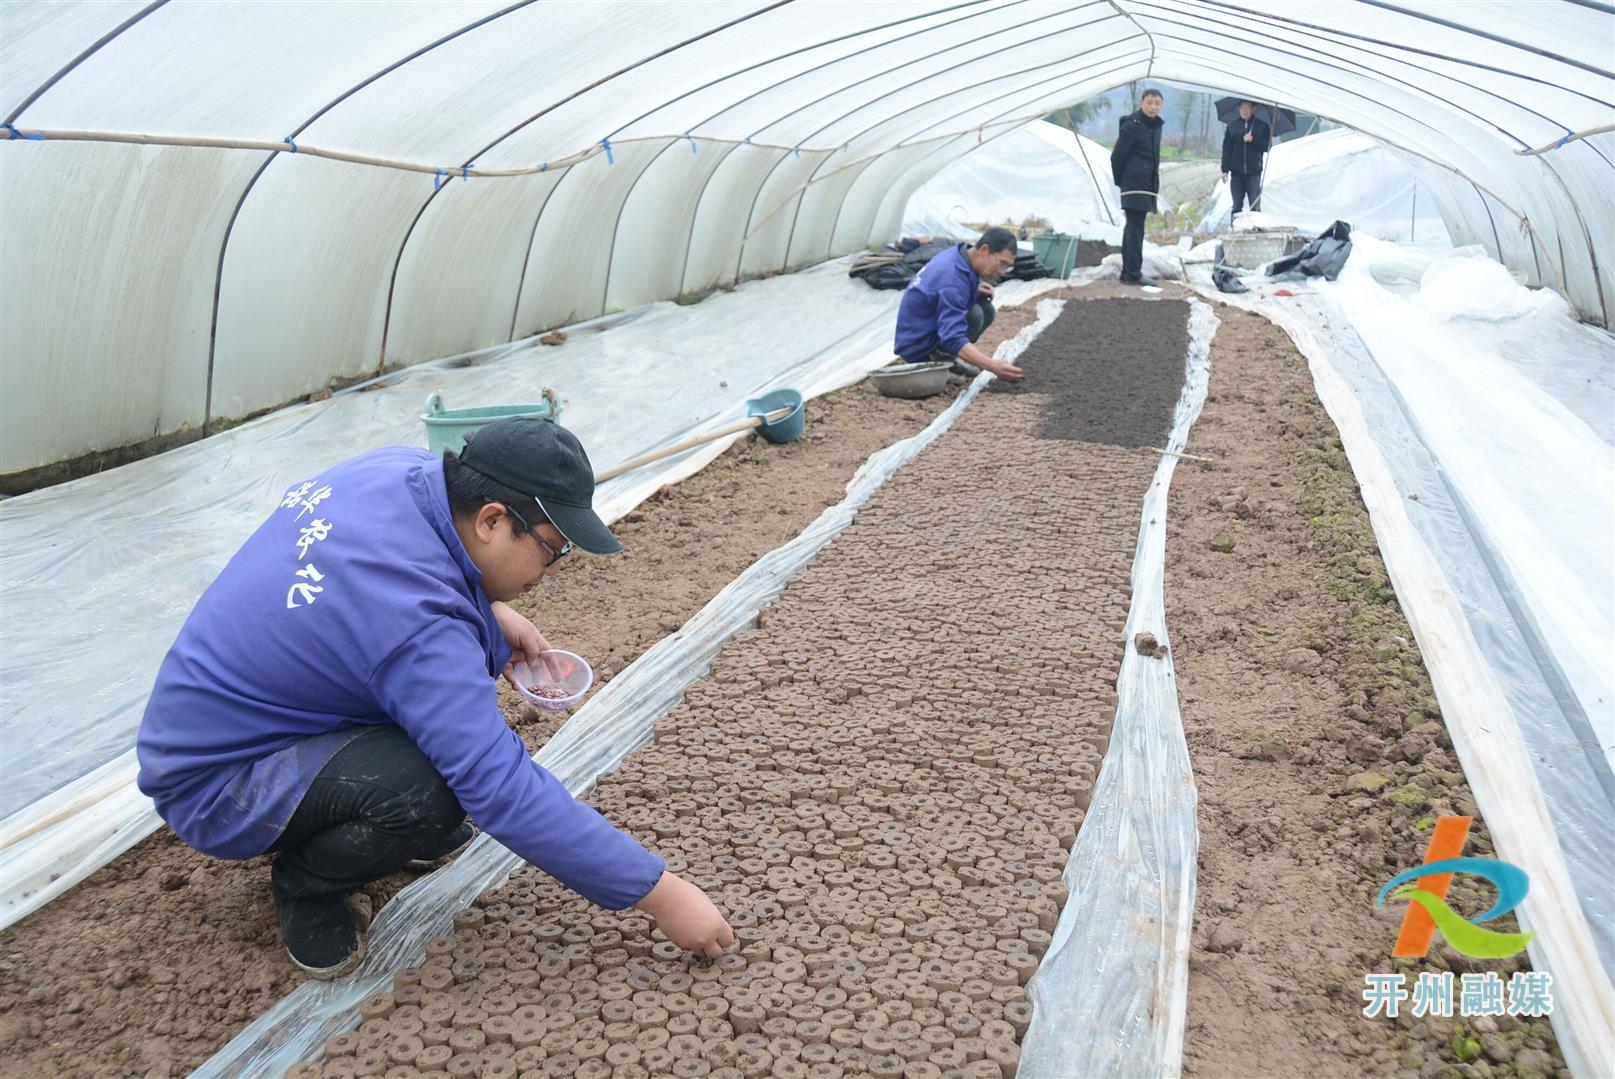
top-left (192, 299), bottom-right (1069, 1077)
top-left (1020, 299), bottom-right (1218, 1078)
top-left (1184, 279), bottom-right (1615, 1078)
top-left (0, 268), bottom-right (1067, 932)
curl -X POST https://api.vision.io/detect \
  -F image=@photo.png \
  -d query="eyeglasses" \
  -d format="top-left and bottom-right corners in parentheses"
top-left (492, 501), bottom-right (572, 565)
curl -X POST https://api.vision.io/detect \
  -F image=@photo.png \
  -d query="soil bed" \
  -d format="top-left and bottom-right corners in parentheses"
top-left (1170, 301), bottom-right (1566, 1077)
top-left (990, 294), bottom-right (1187, 447)
top-left (0, 371), bottom-right (970, 1078)
top-left (287, 294), bottom-right (1189, 1078)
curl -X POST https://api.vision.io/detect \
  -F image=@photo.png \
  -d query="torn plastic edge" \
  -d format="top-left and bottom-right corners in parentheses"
top-left (193, 298), bottom-right (1070, 1076)
top-left (1180, 283), bottom-right (1615, 1079)
top-left (1020, 299), bottom-right (1219, 1078)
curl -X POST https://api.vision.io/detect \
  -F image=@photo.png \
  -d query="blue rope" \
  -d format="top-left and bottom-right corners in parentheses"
top-left (601, 138), bottom-right (613, 165)
top-left (3, 123), bottom-right (45, 141)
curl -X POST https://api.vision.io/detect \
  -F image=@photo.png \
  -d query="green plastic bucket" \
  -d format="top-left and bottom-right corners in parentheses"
top-left (421, 392), bottom-right (561, 456)
top-left (1032, 232), bottom-right (1079, 278)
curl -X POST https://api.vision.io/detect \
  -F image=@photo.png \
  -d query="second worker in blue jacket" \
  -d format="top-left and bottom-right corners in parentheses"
top-left (893, 227), bottom-right (1026, 383)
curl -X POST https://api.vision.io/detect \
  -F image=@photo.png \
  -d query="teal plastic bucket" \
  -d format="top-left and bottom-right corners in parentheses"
top-left (421, 392), bottom-right (561, 456)
top-left (1032, 232), bottom-right (1078, 278)
top-left (746, 389), bottom-right (805, 445)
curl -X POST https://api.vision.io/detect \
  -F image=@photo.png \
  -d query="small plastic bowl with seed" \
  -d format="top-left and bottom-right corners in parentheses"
top-left (512, 649), bottom-right (592, 711)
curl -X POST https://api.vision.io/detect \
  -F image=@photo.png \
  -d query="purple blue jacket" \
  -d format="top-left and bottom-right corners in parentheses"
top-left (894, 243), bottom-right (979, 362)
top-left (136, 446), bottom-right (663, 910)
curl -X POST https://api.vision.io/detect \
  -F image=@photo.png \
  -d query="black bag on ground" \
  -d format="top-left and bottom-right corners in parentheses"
top-left (1268, 220), bottom-right (1353, 281)
top-left (1212, 265), bottom-right (1249, 293)
top-left (1010, 252), bottom-right (1053, 281)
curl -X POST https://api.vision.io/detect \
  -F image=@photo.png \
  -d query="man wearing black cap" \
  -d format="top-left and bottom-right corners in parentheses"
top-left (137, 417), bottom-right (732, 978)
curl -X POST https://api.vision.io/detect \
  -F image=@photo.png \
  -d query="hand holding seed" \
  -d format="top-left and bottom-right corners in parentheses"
top-left (634, 871), bottom-right (734, 958)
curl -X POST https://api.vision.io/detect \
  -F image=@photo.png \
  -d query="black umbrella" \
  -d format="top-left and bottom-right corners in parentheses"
top-left (1214, 97), bottom-right (1297, 137)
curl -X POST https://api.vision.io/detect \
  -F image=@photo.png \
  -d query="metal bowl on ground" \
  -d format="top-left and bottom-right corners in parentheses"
top-left (870, 361), bottom-right (953, 399)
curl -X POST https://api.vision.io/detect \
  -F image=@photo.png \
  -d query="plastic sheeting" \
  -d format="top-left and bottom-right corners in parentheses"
top-left (1184, 254), bottom-right (1615, 1078)
top-left (192, 298), bottom-right (1069, 1078)
top-left (3, 3), bottom-right (1611, 473)
top-left (0, 262), bottom-right (1067, 929)
top-left (900, 119), bottom-right (1118, 238)
top-left (1198, 127), bottom-right (1452, 244)
top-left (1021, 300), bottom-right (1217, 1078)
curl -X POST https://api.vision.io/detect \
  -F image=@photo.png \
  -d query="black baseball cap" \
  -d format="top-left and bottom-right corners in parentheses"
top-left (459, 416), bottom-right (622, 554)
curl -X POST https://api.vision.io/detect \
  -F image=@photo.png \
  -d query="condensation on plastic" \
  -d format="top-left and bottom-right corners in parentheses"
top-left (0, 262), bottom-right (1064, 930)
top-left (1197, 128), bottom-right (1452, 245)
top-left (1020, 299), bottom-right (1217, 1079)
top-left (1182, 261), bottom-right (1615, 1078)
top-left (191, 297), bottom-right (1069, 1078)
top-left (901, 119), bottom-right (1119, 239)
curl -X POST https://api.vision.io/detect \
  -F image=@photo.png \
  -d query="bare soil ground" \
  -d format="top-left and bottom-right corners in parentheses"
top-left (0, 370), bottom-right (973, 1078)
top-left (1171, 301), bottom-right (1566, 1079)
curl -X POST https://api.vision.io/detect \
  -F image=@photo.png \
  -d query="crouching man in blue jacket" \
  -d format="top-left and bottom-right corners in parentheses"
top-left (893, 227), bottom-right (1025, 383)
top-left (137, 416), bottom-right (732, 978)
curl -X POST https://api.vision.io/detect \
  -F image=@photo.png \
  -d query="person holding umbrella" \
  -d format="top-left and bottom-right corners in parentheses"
top-left (1110, 88), bottom-right (1166, 287)
top-left (1220, 99), bottom-right (1272, 214)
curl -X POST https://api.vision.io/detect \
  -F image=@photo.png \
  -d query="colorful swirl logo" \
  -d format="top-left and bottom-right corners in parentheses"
top-left (1376, 815), bottom-right (1535, 959)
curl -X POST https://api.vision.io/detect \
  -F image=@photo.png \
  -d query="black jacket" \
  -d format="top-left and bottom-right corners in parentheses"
top-left (1111, 109), bottom-right (1165, 212)
top-left (1221, 116), bottom-right (1271, 175)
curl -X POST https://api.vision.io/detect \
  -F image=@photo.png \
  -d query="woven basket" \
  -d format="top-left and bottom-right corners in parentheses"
top-left (1220, 227), bottom-right (1297, 269)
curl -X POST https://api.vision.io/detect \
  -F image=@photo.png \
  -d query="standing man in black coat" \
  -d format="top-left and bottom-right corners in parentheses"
top-left (1221, 100), bottom-right (1272, 215)
top-left (1110, 88), bottom-right (1166, 287)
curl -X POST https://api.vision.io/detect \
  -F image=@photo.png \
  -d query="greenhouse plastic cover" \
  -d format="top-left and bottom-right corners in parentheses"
top-left (2, 1), bottom-right (1613, 478)
top-left (901, 118), bottom-right (1119, 237)
top-left (0, 263), bottom-right (1069, 928)
top-left (1198, 127), bottom-right (1452, 244)
top-left (193, 301), bottom-right (1070, 1077)
top-left (1184, 245), bottom-right (1615, 1077)
top-left (0, 259), bottom-right (1040, 921)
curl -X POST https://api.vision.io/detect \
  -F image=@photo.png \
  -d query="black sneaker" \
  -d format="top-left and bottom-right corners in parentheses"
top-left (1131, 275), bottom-right (1160, 287)
top-left (276, 892), bottom-right (365, 979)
top-left (406, 822), bottom-right (475, 868)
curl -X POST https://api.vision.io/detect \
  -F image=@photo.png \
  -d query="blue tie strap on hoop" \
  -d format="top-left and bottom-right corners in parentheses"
top-left (793, 143), bottom-right (801, 158)
top-left (601, 138), bottom-right (614, 165)
top-left (283, 135), bottom-right (297, 153)
top-left (540, 162), bottom-right (548, 172)
top-left (686, 133), bottom-right (698, 155)
top-left (461, 163), bottom-right (474, 181)
top-left (3, 123), bottom-right (46, 141)
top-left (1556, 131), bottom-right (1572, 149)
top-left (434, 169), bottom-right (447, 191)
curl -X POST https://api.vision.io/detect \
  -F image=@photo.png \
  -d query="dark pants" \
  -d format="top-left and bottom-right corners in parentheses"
top-left (1230, 171), bottom-right (1262, 214)
top-left (920, 298), bottom-right (995, 364)
top-left (1121, 209), bottom-right (1148, 281)
top-left (967, 298), bottom-right (995, 344)
top-left (268, 726), bottom-right (464, 903)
